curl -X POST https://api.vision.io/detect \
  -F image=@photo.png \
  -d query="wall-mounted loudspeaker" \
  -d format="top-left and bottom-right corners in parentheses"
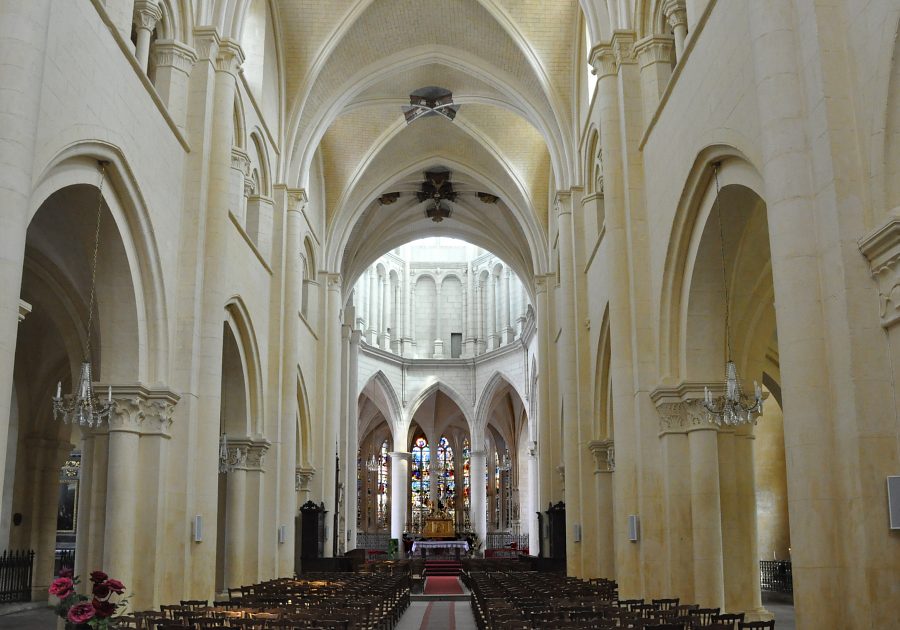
top-left (193, 515), bottom-right (203, 542)
top-left (573, 524), bottom-right (582, 542)
top-left (627, 515), bottom-right (640, 542)
top-left (888, 476), bottom-right (900, 530)
top-left (278, 524), bottom-right (287, 544)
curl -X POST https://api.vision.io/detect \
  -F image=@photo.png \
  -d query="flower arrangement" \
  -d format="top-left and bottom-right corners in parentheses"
top-left (49, 567), bottom-right (129, 630)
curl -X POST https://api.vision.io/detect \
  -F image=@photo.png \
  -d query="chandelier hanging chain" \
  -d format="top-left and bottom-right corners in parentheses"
top-left (712, 164), bottom-right (733, 363)
top-left (84, 164), bottom-right (106, 362)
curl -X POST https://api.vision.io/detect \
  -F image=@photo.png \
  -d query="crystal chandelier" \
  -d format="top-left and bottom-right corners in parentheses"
top-left (499, 449), bottom-right (512, 472)
top-left (52, 164), bottom-right (114, 428)
top-left (218, 434), bottom-right (245, 474)
top-left (702, 163), bottom-right (763, 426)
top-left (366, 453), bottom-right (381, 473)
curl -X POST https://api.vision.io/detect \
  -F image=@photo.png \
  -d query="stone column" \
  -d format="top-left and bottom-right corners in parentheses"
top-left (689, 425), bottom-right (724, 609)
top-left (409, 281), bottom-right (417, 355)
top-left (277, 188), bottom-right (305, 577)
top-left (151, 40), bottom-right (196, 133)
top-left (464, 265), bottom-right (476, 356)
top-left (191, 33), bottom-right (244, 597)
top-left (470, 450), bottom-right (488, 552)
top-left (345, 330), bottom-right (361, 551)
top-left (104, 396), bottom-right (144, 598)
top-left (0, 0), bottom-right (52, 536)
top-left (367, 270), bottom-right (378, 345)
top-left (402, 267), bottom-right (413, 356)
top-left (389, 452), bottom-right (411, 553)
top-left (132, 0), bottom-right (162, 72)
top-left (379, 275), bottom-right (387, 349)
top-left (434, 283), bottom-right (444, 358)
top-left (634, 36), bottom-right (675, 129)
top-left (501, 268), bottom-right (513, 344)
top-left (243, 440), bottom-right (268, 582)
top-left (588, 440), bottom-right (615, 578)
top-left (28, 439), bottom-right (72, 600)
top-left (322, 274), bottom-right (343, 557)
top-left (224, 439), bottom-right (249, 587)
top-left (476, 277), bottom-right (485, 355)
top-left (663, 0), bottom-right (688, 61)
top-left (487, 273), bottom-right (498, 349)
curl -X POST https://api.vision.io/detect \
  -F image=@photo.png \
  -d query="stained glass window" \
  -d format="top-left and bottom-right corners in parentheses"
top-left (436, 436), bottom-right (455, 505)
top-left (376, 439), bottom-right (389, 528)
top-left (411, 437), bottom-right (430, 531)
top-left (462, 438), bottom-right (471, 528)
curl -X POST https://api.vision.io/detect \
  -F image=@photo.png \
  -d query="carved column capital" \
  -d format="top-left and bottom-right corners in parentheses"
top-left (231, 147), bottom-right (251, 176)
top-left (193, 26), bottom-right (221, 62)
top-left (132, 0), bottom-right (162, 32)
top-left (610, 30), bottom-right (637, 68)
top-left (295, 466), bottom-right (316, 492)
top-left (104, 385), bottom-right (180, 436)
top-left (286, 187), bottom-right (308, 213)
top-left (139, 390), bottom-right (179, 437)
top-left (589, 44), bottom-right (617, 80)
top-left (656, 399), bottom-right (713, 434)
top-left (245, 438), bottom-right (270, 471)
top-left (109, 396), bottom-right (143, 433)
top-left (663, 0), bottom-right (688, 28)
top-left (634, 35), bottom-right (675, 69)
top-left (18, 299), bottom-right (31, 324)
top-left (859, 216), bottom-right (900, 328)
top-left (215, 38), bottom-right (245, 76)
top-left (588, 439), bottom-right (615, 472)
top-left (152, 39), bottom-right (197, 74)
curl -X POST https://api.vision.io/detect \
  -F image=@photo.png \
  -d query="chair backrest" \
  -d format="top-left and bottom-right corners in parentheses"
top-left (689, 607), bottom-right (721, 624)
top-left (713, 612), bottom-right (746, 629)
top-left (739, 622), bottom-right (775, 630)
top-left (180, 599), bottom-right (208, 610)
top-left (651, 598), bottom-right (679, 611)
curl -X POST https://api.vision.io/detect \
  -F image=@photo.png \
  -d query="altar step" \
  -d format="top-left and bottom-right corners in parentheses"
top-left (424, 560), bottom-right (463, 577)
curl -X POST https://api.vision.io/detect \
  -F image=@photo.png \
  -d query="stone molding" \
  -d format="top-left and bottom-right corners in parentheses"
top-left (859, 216), bottom-right (900, 328)
top-left (325, 272), bottom-right (343, 291)
top-left (588, 439), bottom-right (615, 472)
top-left (17, 299), bottom-right (32, 324)
top-left (107, 385), bottom-right (180, 437)
top-left (655, 399), bottom-right (711, 434)
top-left (634, 35), bottom-right (675, 69)
top-left (245, 438), bottom-right (270, 471)
top-left (132, 0), bottom-right (162, 31)
top-left (286, 187), bottom-right (308, 213)
top-left (215, 38), bottom-right (245, 75)
top-left (590, 44), bottom-right (617, 80)
top-left (152, 39), bottom-right (197, 73)
top-left (231, 147), bottom-right (251, 176)
top-left (295, 466), bottom-right (316, 492)
top-left (663, 0), bottom-right (688, 28)
top-left (388, 451), bottom-right (412, 461)
top-left (611, 31), bottom-right (637, 67)
top-left (193, 27), bottom-right (221, 62)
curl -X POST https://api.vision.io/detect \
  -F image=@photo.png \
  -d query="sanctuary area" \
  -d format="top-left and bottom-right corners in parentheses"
top-left (0, 1), bottom-right (898, 629)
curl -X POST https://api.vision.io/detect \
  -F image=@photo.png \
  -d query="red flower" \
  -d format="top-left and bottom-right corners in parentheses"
top-left (104, 578), bottom-right (125, 595)
top-left (92, 598), bottom-right (117, 619)
top-left (89, 570), bottom-right (108, 584)
top-left (67, 602), bottom-right (96, 624)
top-left (48, 577), bottom-right (74, 599)
top-left (92, 582), bottom-right (111, 599)
top-left (58, 567), bottom-right (74, 579)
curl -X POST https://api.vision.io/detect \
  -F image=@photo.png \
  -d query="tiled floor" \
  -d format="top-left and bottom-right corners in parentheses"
top-left (0, 606), bottom-right (56, 629)
top-left (397, 601), bottom-right (477, 630)
top-left (767, 601), bottom-right (796, 629)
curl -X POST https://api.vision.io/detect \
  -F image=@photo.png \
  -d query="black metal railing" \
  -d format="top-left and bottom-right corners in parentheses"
top-left (484, 532), bottom-right (529, 555)
top-left (357, 532), bottom-right (390, 551)
top-left (54, 548), bottom-right (75, 577)
top-left (0, 550), bottom-right (34, 603)
top-left (760, 560), bottom-right (793, 595)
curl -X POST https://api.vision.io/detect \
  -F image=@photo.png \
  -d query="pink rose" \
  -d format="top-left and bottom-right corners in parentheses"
top-left (68, 602), bottom-right (96, 624)
top-left (58, 567), bottom-right (73, 579)
top-left (48, 577), bottom-right (74, 599)
top-left (104, 579), bottom-right (125, 595)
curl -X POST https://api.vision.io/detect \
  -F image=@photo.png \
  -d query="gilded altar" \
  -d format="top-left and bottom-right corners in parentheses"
top-left (423, 516), bottom-right (455, 539)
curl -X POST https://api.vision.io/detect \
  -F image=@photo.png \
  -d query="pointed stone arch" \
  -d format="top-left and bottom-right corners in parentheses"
top-left (359, 369), bottom-right (403, 436)
top-left (224, 296), bottom-right (265, 435)
top-left (405, 379), bottom-right (475, 440)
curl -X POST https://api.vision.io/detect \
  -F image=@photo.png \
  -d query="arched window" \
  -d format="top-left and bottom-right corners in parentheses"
top-left (411, 437), bottom-right (430, 531)
top-left (436, 436), bottom-right (454, 504)
top-left (376, 439), bottom-right (389, 529)
top-left (462, 438), bottom-right (471, 529)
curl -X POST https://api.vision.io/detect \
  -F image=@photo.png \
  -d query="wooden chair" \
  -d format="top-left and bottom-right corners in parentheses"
top-left (645, 624), bottom-right (685, 630)
top-left (652, 598), bottom-right (680, 612)
top-left (712, 612), bottom-right (745, 629)
top-left (739, 622), bottom-right (775, 630)
top-left (180, 599), bottom-right (209, 610)
top-left (688, 607), bottom-right (720, 626)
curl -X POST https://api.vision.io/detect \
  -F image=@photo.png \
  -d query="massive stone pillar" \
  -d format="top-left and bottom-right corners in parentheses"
top-left (28, 439), bottom-right (72, 600)
top-left (689, 426), bottom-right (724, 609)
top-left (224, 440), bottom-right (248, 587)
top-left (0, 0), bottom-right (52, 542)
top-left (409, 282), bottom-right (417, 356)
top-left (243, 441), bottom-right (268, 582)
top-left (434, 284), bottom-right (444, 358)
top-left (634, 36), bottom-right (674, 129)
top-left (277, 188), bottom-right (305, 577)
top-left (487, 272), bottom-right (498, 349)
top-left (470, 450), bottom-right (488, 552)
top-left (389, 451), bottom-right (411, 552)
top-left (588, 440), bottom-right (615, 579)
top-left (378, 275), bottom-right (387, 349)
top-left (345, 329), bottom-right (361, 551)
top-left (662, 0), bottom-right (687, 61)
top-left (402, 268), bottom-right (412, 356)
top-left (500, 268), bottom-right (513, 344)
top-left (321, 274), bottom-right (343, 557)
top-left (367, 270), bottom-right (378, 345)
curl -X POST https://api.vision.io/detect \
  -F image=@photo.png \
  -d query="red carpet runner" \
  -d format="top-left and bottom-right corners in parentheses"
top-left (424, 576), bottom-right (464, 595)
top-left (418, 602), bottom-right (457, 630)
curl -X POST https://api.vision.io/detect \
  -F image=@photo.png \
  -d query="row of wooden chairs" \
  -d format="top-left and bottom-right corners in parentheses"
top-left (468, 571), bottom-right (775, 630)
